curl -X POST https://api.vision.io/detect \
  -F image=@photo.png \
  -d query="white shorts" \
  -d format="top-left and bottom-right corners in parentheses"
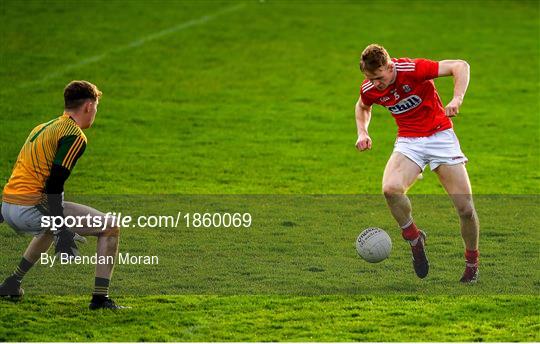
top-left (393, 129), bottom-right (468, 171)
top-left (1, 194), bottom-right (64, 236)
top-left (1, 202), bottom-right (45, 236)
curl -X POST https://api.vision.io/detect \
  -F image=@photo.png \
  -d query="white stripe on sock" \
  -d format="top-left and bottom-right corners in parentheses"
top-left (400, 218), bottom-right (413, 229)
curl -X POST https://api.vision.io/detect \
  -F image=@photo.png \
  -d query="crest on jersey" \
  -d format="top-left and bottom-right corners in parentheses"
top-left (402, 85), bottom-right (411, 93)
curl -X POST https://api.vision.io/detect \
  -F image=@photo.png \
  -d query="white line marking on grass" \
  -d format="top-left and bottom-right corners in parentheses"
top-left (19, 3), bottom-right (245, 88)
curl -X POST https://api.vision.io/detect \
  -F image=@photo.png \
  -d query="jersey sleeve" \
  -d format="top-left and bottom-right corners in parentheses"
top-left (360, 93), bottom-right (374, 106)
top-left (360, 85), bottom-right (375, 106)
top-left (414, 58), bottom-right (439, 81)
top-left (53, 135), bottom-right (87, 171)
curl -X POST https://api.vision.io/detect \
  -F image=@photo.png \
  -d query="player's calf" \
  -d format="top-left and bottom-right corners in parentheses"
top-left (89, 225), bottom-right (124, 310)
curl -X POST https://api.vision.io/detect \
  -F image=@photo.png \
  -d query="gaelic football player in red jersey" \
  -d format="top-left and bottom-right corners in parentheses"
top-left (354, 44), bottom-right (479, 283)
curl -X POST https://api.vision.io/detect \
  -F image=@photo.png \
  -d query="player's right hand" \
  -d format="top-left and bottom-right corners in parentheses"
top-left (74, 233), bottom-right (87, 244)
top-left (54, 228), bottom-right (80, 258)
top-left (355, 134), bottom-right (372, 151)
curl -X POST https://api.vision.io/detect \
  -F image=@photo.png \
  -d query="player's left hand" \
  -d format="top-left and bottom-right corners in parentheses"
top-left (74, 233), bottom-right (87, 244)
top-left (445, 96), bottom-right (463, 117)
top-left (54, 228), bottom-right (80, 257)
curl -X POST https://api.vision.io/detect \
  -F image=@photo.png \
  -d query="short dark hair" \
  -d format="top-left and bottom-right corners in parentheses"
top-left (360, 44), bottom-right (391, 73)
top-left (64, 80), bottom-right (102, 109)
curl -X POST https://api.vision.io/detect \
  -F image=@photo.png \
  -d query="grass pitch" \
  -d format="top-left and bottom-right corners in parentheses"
top-left (1, 0), bottom-right (539, 341)
top-left (1, 0), bottom-right (539, 194)
top-left (1, 295), bottom-right (538, 342)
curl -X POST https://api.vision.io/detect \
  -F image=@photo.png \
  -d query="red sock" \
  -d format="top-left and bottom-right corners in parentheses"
top-left (401, 221), bottom-right (420, 241)
top-left (465, 249), bottom-right (479, 266)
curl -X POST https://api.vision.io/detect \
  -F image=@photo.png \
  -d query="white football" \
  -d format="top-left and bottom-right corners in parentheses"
top-left (356, 227), bottom-right (392, 263)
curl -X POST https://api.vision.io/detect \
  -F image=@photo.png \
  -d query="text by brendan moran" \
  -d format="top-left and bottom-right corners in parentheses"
top-left (40, 253), bottom-right (159, 267)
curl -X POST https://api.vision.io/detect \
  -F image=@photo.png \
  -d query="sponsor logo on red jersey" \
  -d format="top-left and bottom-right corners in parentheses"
top-left (386, 95), bottom-right (422, 115)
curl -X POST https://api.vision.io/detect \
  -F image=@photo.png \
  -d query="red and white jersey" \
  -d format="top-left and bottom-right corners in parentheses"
top-left (360, 58), bottom-right (452, 137)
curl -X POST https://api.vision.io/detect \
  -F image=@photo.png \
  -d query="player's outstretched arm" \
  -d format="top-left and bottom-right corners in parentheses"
top-left (438, 60), bottom-right (470, 117)
top-left (355, 97), bottom-right (373, 151)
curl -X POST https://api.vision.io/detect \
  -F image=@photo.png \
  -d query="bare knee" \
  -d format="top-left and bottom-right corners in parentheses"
top-left (42, 230), bottom-right (55, 239)
top-left (99, 225), bottom-right (120, 238)
top-left (383, 182), bottom-right (406, 199)
top-left (97, 226), bottom-right (120, 255)
top-left (456, 202), bottom-right (476, 220)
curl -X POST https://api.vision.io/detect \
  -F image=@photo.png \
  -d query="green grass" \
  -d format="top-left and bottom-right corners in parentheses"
top-left (1, 295), bottom-right (538, 342)
top-left (1, 0), bottom-right (539, 341)
top-left (1, 195), bottom-right (538, 341)
top-left (2, 195), bottom-right (539, 296)
top-left (1, 0), bottom-right (539, 194)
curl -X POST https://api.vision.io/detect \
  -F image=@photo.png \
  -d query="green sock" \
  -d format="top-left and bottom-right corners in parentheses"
top-left (12, 257), bottom-right (33, 283)
top-left (93, 277), bottom-right (110, 297)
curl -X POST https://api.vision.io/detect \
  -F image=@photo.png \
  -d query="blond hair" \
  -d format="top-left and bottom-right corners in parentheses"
top-left (360, 44), bottom-right (391, 73)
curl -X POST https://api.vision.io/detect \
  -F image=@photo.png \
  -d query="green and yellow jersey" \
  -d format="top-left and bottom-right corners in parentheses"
top-left (2, 114), bottom-right (86, 205)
